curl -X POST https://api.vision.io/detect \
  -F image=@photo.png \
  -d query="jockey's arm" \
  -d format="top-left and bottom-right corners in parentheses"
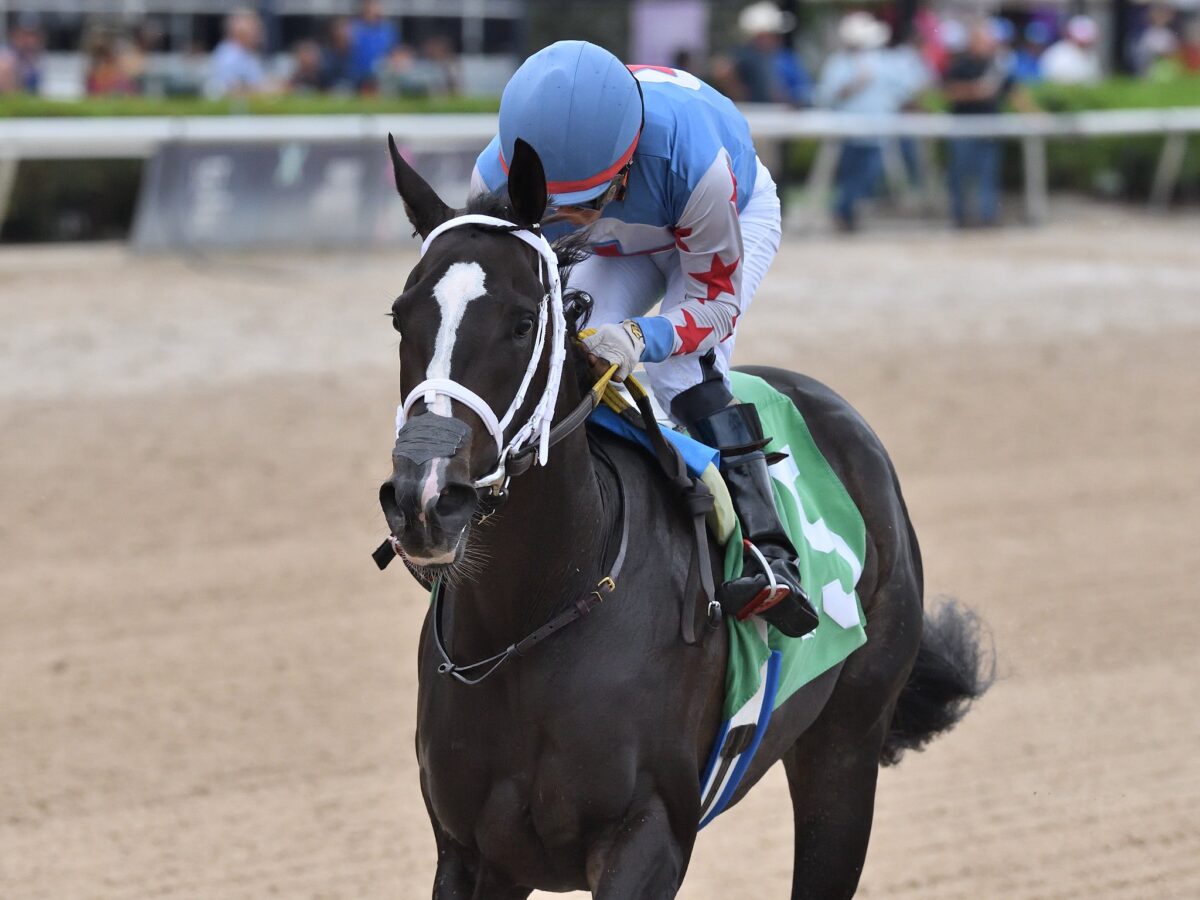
top-left (632, 155), bottom-right (745, 363)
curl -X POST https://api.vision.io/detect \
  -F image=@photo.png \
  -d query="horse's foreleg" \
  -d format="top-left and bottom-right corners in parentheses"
top-left (587, 796), bottom-right (689, 899)
top-left (430, 840), bottom-right (531, 900)
top-left (428, 829), bottom-right (475, 900)
top-left (783, 713), bottom-right (889, 900)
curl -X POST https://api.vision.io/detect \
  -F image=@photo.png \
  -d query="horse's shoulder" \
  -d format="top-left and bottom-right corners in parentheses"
top-left (586, 424), bottom-right (684, 503)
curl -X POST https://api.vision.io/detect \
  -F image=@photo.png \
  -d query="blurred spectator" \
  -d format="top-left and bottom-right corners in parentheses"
top-left (814, 12), bottom-right (895, 231)
top-left (420, 36), bottom-right (461, 96)
top-left (888, 32), bottom-right (935, 102)
top-left (120, 19), bottom-right (165, 94)
top-left (1135, 4), bottom-right (1180, 76)
top-left (0, 50), bottom-right (18, 94)
top-left (377, 37), bottom-right (460, 97)
top-left (377, 45), bottom-right (420, 96)
top-left (289, 39), bottom-right (324, 93)
top-left (1041, 16), bottom-right (1102, 84)
top-left (708, 53), bottom-right (745, 101)
top-left (1012, 21), bottom-right (1052, 84)
top-left (207, 8), bottom-right (269, 97)
top-left (888, 31), bottom-right (936, 188)
top-left (735, 1), bottom-right (812, 106)
top-left (350, 0), bottom-right (398, 91)
top-left (672, 49), bottom-right (697, 73)
top-left (1182, 19), bottom-right (1200, 73)
top-left (912, 8), bottom-right (951, 76)
top-left (939, 19), bottom-right (969, 61)
top-left (321, 17), bottom-right (356, 93)
top-left (943, 22), bottom-right (1015, 228)
top-left (85, 31), bottom-right (137, 96)
top-left (7, 16), bottom-right (44, 94)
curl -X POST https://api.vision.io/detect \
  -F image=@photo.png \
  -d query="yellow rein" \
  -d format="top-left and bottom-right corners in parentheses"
top-left (576, 332), bottom-right (652, 416)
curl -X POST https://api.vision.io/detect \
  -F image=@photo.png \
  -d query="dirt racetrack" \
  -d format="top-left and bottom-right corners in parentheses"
top-left (1, 205), bottom-right (1198, 899)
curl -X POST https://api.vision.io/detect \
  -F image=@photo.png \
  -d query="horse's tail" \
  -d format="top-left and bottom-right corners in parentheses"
top-left (880, 600), bottom-right (994, 767)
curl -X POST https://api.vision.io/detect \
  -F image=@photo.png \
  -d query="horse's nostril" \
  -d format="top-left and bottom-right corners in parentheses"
top-left (379, 481), bottom-right (406, 531)
top-left (435, 483), bottom-right (476, 523)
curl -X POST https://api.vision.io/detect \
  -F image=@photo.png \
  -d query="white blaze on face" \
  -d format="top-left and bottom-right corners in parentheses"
top-left (427, 261), bottom-right (487, 416)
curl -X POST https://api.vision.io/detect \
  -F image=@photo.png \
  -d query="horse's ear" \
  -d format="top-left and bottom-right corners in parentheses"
top-left (388, 133), bottom-right (452, 239)
top-left (507, 138), bottom-right (548, 230)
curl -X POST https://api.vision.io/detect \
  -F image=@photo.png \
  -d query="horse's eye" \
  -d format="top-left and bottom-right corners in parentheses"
top-left (513, 315), bottom-right (535, 339)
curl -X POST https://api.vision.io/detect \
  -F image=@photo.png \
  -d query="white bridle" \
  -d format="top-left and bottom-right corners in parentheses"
top-left (394, 214), bottom-right (567, 494)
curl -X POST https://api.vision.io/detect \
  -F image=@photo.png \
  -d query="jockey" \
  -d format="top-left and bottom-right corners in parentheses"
top-left (471, 41), bottom-right (819, 639)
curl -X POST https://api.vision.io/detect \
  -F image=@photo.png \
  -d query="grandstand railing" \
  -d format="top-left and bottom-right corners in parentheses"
top-left (1, 106), bottom-right (1197, 226)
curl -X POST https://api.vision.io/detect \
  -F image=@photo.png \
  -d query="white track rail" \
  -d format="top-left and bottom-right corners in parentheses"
top-left (1, 106), bottom-right (1197, 223)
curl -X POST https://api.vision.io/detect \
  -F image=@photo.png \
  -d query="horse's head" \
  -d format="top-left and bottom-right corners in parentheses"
top-left (380, 134), bottom-right (562, 574)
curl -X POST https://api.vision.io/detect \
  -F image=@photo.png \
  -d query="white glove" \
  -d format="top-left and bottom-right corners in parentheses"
top-left (581, 320), bottom-right (645, 381)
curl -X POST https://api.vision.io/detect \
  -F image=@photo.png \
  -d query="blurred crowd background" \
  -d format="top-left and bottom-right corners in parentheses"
top-left (0, 0), bottom-right (1197, 243)
top-left (0, 0), bottom-right (1196, 102)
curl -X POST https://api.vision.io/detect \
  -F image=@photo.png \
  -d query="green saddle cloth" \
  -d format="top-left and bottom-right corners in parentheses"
top-left (722, 371), bottom-right (868, 718)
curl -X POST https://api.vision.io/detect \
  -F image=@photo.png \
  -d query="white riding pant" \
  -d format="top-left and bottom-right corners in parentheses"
top-left (568, 158), bottom-right (783, 421)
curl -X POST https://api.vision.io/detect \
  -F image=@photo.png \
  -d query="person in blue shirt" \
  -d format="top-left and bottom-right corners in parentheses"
top-left (471, 41), bottom-right (819, 637)
top-left (814, 12), bottom-right (900, 231)
top-left (349, 0), bottom-right (398, 91)
top-left (206, 9), bottom-right (268, 98)
top-left (1012, 21), bottom-right (1051, 84)
top-left (734, 1), bottom-right (813, 106)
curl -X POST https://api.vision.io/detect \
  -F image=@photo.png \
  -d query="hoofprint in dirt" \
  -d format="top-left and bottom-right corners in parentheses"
top-left (1, 207), bottom-right (1197, 899)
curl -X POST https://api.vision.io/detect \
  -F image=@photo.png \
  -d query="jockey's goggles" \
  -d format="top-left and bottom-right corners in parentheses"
top-left (571, 161), bottom-right (633, 211)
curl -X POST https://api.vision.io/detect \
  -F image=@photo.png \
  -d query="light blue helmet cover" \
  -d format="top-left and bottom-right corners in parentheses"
top-left (499, 41), bottom-right (643, 206)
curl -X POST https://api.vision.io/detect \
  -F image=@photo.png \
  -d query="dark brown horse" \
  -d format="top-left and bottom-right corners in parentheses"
top-left (377, 136), bottom-right (991, 899)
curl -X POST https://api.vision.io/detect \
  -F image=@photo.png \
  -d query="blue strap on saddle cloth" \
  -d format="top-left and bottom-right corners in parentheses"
top-left (588, 405), bottom-right (717, 478)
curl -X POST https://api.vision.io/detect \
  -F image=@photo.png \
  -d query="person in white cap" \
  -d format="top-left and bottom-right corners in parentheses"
top-left (734, 1), bottom-right (811, 105)
top-left (814, 12), bottom-right (899, 231)
top-left (1040, 16), bottom-right (1103, 84)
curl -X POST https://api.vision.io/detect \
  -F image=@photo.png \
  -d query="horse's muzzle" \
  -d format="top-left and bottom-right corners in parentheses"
top-left (382, 414), bottom-right (478, 566)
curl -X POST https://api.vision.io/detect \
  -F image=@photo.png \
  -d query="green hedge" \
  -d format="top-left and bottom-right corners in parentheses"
top-left (1031, 79), bottom-right (1200, 198)
top-left (0, 94), bottom-right (501, 118)
top-left (1031, 78), bottom-right (1200, 112)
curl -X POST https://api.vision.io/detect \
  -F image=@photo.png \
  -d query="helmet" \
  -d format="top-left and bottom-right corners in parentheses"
top-left (499, 41), bottom-right (643, 206)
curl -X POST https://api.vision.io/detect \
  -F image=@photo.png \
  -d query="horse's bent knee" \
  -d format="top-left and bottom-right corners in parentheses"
top-left (587, 799), bottom-right (688, 899)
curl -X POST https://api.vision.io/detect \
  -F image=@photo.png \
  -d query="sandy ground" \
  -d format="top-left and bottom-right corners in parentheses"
top-left (1, 207), bottom-right (1198, 899)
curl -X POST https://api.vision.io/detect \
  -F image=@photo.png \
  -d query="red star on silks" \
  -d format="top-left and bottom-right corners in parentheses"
top-left (728, 161), bottom-right (738, 205)
top-left (690, 252), bottom-right (740, 302)
top-left (673, 226), bottom-right (693, 252)
top-left (673, 309), bottom-right (714, 355)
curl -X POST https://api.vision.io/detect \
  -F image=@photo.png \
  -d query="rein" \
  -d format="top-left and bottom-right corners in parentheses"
top-left (430, 442), bottom-right (631, 685)
top-left (376, 211), bottom-right (716, 684)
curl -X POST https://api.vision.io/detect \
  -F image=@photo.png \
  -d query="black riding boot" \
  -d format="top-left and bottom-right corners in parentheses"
top-left (688, 403), bottom-right (820, 638)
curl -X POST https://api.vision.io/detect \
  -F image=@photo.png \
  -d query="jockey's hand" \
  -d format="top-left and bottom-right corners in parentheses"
top-left (581, 320), bottom-right (645, 382)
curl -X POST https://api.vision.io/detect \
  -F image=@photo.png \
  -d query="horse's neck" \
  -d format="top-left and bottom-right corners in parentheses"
top-left (449, 421), bottom-right (608, 659)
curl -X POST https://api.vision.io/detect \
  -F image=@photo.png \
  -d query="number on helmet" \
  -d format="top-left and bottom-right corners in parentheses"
top-left (628, 65), bottom-right (702, 91)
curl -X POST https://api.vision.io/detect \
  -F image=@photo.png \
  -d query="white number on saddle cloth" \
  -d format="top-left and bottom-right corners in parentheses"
top-left (769, 448), bottom-right (864, 631)
top-left (629, 65), bottom-right (702, 91)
